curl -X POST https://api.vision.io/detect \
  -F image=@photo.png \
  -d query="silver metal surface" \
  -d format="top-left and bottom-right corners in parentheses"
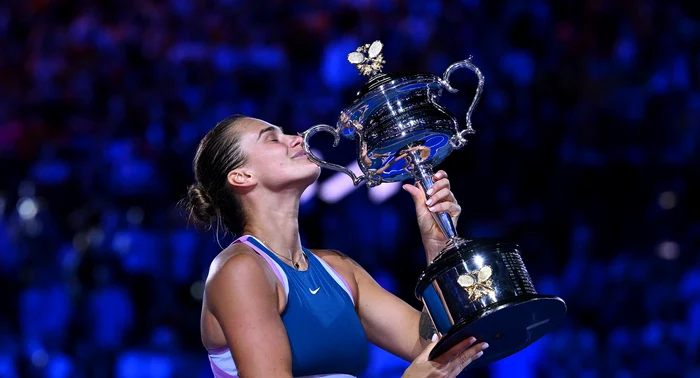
top-left (300, 45), bottom-right (485, 189)
top-left (407, 151), bottom-right (457, 241)
top-left (301, 123), bottom-right (367, 186)
top-left (440, 58), bottom-right (485, 148)
top-left (416, 242), bottom-right (537, 336)
top-left (302, 41), bottom-right (565, 365)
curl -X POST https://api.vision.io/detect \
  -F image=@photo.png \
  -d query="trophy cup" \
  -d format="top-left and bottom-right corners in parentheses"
top-left (301, 41), bottom-right (566, 368)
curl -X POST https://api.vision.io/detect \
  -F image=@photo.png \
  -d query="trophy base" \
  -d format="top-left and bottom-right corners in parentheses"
top-left (429, 294), bottom-right (566, 367)
top-left (415, 238), bottom-right (566, 368)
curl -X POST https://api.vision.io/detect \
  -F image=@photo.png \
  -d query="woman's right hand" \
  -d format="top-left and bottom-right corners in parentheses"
top-left (402, 335), bottom-right (489, 378)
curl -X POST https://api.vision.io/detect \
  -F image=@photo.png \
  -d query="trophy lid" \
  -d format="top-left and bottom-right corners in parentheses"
top-left (347, 40), bottom-right (436, 100)
top-left (354, 72), bottom-right (398, 98)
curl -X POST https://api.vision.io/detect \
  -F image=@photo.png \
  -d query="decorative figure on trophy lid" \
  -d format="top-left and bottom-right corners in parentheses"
top-left (300, 40), bottom-right (567, 369)
top-left (347, 40), bottom-right (386, 76)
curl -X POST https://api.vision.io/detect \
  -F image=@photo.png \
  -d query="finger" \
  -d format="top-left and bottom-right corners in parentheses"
top-left (425, 178), bottom-right (450, 197)
top-left (402, 183), bottom-right (421, 198)
top-left (402, 184), bottom-right (427, 205)
top-left (452, 353), bottom-right (473, 376)
top-left (450, 342), bottom-right (488, 373)
top-left (434, 170), bottom-right (448, 180)
top-left (425, 187), bottom-right (456, 207)
top-left (414, 340), bottom-right (438, 363)
top-left (432, 337), bottom-right (477, 364)
top-left (428, 202), bottom-right (461, 217)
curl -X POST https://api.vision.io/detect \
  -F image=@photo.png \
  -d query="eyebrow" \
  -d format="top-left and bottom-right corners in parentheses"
top-left (257, 125), bottom-right (283, 140)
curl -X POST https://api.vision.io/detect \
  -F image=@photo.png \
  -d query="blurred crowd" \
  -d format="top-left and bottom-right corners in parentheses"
top-left (0, 0), bottom-right (698, 377)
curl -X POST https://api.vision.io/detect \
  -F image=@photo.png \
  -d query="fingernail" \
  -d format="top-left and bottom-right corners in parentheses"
top-left (482, 343), bottom-right (490, 350)
top-left (425, 199), bottom-right (433, 206)
top-left (428, 206), bottom-right (436, 212)
top-left (468, 337), bottom-right (476, 345)
top-left (431, 333), bottom-right (438, 342)
top-left (426, 188), bottom-right (434, 196)
top-left (475, 351), bottom-right (483, 358)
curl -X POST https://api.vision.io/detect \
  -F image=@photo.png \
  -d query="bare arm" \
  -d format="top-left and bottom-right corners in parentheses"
top-left (205, 252), bottom-right (293, 378)
top-left (326, 251), bottom-right (433, 362)
top-left (352, 263), bottom-right (489, 376)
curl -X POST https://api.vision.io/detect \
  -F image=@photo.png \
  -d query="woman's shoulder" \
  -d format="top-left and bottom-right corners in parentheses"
top-left (311, 248), bottom-right (351, 263)
top-left (309, 249), bottom-right (361, 276)
top-left (203, 242), bottom-right (287, 324)
top-left (310, 249), bottom-right (377, 285)
top-left (206, 242), bottom-right (278, 290)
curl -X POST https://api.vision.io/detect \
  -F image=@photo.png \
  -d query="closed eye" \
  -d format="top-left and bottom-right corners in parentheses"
top-left (257, 125), bottom-right (284, 141)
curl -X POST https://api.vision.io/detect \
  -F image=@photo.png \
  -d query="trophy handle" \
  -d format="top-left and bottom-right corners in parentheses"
top-left (439, 57), bottom-right (485, 149)
top-left (301, 124), bottom-right (366, 186)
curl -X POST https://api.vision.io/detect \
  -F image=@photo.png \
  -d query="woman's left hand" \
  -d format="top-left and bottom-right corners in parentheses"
top-left (402, 170), bottom-right (461, 263)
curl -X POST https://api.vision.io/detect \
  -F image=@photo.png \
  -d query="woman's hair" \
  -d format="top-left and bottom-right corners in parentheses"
top-left (182, 115), bottom-right (248, 237)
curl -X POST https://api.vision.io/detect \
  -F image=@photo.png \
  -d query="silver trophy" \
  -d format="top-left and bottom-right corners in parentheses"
top-left (301, 41), bottom-right (566, 368)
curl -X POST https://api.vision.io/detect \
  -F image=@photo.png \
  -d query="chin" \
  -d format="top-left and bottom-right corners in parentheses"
top-left (288, 163), bottom-right (321, 189)
top-left (303, 164), bottom-right (322, 184)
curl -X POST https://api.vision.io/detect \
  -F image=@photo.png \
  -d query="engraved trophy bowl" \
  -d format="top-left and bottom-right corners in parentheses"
top-left (300, 41), bottom-right (566, 368)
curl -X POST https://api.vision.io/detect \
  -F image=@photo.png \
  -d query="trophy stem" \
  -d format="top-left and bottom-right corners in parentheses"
top-left (408, 151), bottom-right (459, 242)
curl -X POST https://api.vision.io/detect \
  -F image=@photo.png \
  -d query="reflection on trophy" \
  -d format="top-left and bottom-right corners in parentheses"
top-left (301, 41), bottom-right (567, 368)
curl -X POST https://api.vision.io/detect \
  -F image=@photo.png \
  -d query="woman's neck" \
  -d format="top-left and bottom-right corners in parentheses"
top-left (241, 191), bottom-right (304, 262)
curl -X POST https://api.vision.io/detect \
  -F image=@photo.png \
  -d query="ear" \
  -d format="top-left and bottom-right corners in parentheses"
top-left (227, 169), bottom-right (257, 189)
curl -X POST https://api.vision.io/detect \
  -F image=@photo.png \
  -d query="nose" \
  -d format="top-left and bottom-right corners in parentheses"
top-left (290, 133), bottom-right (303, 148)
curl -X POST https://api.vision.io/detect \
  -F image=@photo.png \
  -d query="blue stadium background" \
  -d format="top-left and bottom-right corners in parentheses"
top-left (0, 0), bottom-right (698, 377)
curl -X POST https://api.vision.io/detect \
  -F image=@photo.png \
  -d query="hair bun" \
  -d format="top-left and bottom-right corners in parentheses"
top-left (186, 183), bottom-right (218, 229)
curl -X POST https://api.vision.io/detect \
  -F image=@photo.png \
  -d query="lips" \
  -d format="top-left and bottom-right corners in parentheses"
top-left (292, 150), bottom-right (307, 159)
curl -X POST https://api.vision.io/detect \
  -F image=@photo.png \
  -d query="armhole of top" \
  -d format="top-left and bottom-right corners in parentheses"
top-left (232, 236), bottom-right (290, 297)
top-left (311, 250), bottom-right (356, 306)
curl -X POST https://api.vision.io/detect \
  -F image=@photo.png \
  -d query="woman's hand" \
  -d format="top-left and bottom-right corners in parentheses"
top-left (402, 335), bottom-right (488, 378)
top-left (402, 170), bottom-right (461, 263)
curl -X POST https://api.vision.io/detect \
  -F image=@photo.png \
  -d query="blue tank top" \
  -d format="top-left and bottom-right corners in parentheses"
top-left (240, 236), bottom-right (369, 377)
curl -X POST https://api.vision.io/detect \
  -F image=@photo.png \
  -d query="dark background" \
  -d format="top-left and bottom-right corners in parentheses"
top-left (0, 0), bottom-right (698, 377)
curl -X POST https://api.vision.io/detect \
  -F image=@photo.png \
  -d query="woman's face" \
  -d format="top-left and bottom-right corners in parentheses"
top-left (235, 118), bottom-right (321, 192)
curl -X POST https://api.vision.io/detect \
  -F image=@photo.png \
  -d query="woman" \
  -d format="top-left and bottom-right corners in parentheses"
top-left (183, 115), bottom-right (489, 378)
